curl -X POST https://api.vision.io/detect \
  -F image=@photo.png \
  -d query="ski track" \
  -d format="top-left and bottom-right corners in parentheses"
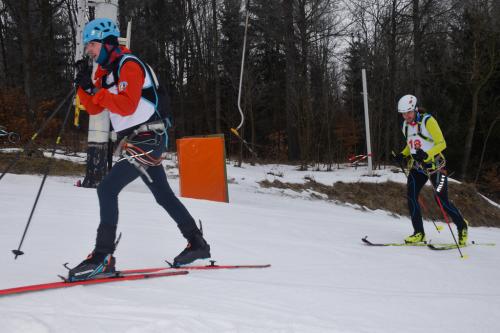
top-left (1, 163), bottom-right (500, 333)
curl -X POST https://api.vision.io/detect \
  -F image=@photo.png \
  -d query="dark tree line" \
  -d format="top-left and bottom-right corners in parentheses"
top-left (0, 0), bottom-right (499, 191)
top-left (343, 0), bottom-right (499, 187)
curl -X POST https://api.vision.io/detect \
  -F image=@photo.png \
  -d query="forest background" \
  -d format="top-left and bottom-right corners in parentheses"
top-left (0, 0), bottom-right (498, 199)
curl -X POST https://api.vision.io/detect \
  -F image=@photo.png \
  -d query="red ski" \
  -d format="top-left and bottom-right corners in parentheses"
top-left (122, 261), bottom-right (271, 274)
top-left (0, 270), bottom-right (188, 297)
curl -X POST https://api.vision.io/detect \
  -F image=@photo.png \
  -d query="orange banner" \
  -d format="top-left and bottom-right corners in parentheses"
top-left (177, 135), bottom-right (228, 203)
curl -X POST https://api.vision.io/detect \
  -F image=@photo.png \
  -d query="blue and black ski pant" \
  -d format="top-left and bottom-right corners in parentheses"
top-left (94, 131), bottom-right (199, 254)
top-left (407, 168), bottom-right (467, 234)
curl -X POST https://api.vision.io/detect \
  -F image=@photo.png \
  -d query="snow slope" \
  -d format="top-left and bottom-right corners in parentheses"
top-left (1, 162), bottom-right (500, 333)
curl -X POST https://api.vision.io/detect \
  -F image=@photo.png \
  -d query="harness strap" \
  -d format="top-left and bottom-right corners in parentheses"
top-left (122, 155), bottom-right (153, 183)
top-left (113, 120), bottom-right (167, 184)
top-left (409, 153), bottom-right (446, 174)
top-left (123, 142), bottom-right (163, 167)
top-left (417, 117), bottom-right (433, 143)
top-left (113, 120), bottom-right (165, 156)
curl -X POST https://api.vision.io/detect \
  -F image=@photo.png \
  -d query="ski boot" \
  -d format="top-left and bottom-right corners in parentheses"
top-left (404, 232), bottom-right (426, 244)
top-left (173, 232), bottom-right (211, 267)
top-left (68, 251), bottom-right (116, 282)
top-left (458, 220), bottom-right (469, 246)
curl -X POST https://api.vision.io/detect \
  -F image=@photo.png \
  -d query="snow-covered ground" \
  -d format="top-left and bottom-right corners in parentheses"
top-left (1, 160), bottom-right (499, 333)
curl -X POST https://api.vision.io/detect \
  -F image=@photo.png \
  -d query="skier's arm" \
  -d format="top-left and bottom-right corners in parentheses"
top-left (425, 117), bottom-right (446, 161)
top-left (76, 87), bottom-right (105, 115)
top-left (91, 61), bottom-right (145, 116)
top-left (401, 145), bottom-right (411, 157)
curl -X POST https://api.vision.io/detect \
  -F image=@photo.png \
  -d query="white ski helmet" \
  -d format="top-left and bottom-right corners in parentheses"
top-left (397, 94), bottom-right (417, 113)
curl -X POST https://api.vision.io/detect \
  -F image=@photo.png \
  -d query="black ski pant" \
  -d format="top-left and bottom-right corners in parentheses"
top-left (94, 133), bottom-right (199, 254)
top-left (407, 168), bottom-right (467, 234)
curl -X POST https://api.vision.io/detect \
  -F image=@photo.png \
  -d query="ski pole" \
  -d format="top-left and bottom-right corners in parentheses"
top-left (391, 151), bottom-right (442, 232)
top-left (418, 163), bottom-right (464, 258)
top-left (12, 89), bottom-right (76, 259)
top-left (418, 196), bottom-right (442, 232)
top-left (0, 88), bottom-right (75, 183)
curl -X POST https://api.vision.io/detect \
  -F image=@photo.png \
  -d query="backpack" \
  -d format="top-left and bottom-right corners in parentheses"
top-left (113, 54), bottom-right (173, 127)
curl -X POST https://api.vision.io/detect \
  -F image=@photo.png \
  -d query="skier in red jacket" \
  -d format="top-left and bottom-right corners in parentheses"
top-left (69, 18), bottom-right (210, 281)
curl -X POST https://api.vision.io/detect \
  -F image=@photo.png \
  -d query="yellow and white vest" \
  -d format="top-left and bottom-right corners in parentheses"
top-left (403, 114), bottom-right (434, 154)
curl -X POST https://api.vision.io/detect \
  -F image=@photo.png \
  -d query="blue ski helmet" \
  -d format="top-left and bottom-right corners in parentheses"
top-left (83, 18), bottom-right (120, 45)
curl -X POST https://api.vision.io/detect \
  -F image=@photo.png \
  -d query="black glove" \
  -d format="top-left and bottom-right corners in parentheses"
top-left (74, 58), bottom-right (89, 73)
top-left (392, 152), bottom-right (405, 165)
top-left (75, 69), bottom-right (94, 91)
top-left (74, 59), bottom-right (94, 91)
top-left (413, 149), bottom-right (428, 162)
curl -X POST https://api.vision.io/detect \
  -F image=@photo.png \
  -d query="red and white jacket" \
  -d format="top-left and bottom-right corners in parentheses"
top-left (77, 47), bottom-right (156, 133)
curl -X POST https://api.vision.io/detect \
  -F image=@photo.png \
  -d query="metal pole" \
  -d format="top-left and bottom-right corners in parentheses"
top-left (88, 0), bottom-right (117, 144)
top-left (235, 0), bottom-right (250, 132)
top-left (126, 21), bottom-right (132, 48)
top-left (80, 0), bottom-right (118, 187)
top-left (361, 69), bottom-right (373, 175)
top-left (118, 20), bottom-right (132, 48)
top-left (229, 0), bottom-right (257, 158)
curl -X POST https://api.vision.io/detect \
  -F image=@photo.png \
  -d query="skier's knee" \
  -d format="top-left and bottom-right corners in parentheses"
top-left (97, 179), bottom-right (119, 198)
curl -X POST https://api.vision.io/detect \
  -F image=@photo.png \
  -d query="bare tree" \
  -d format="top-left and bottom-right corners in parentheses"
top-left (282, 0), bottom-right (301, 160)
top-left (460, 0), bottom-right (499, 179)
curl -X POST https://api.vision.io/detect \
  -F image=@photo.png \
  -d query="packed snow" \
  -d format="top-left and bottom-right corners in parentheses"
top-left (1, 158), bottom-right (500, 333)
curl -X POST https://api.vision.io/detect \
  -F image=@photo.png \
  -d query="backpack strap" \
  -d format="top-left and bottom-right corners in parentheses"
top-left (417, 114), bottom-right (433, 143)
top-left (115, 54), bottom-right (172, 147)
top-left (116, 54), bottom-right (158, 108)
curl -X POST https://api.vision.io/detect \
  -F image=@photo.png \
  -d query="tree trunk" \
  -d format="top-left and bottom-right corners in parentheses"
top-left (249, 87), bottom-right (256, 165)
top-left (187, 0), bottom-right (211, 133)
top-left (461, 85), bottom-right (480, 179)
top-left (461, 27), bottom-right (497, 179)
top-left (387, 0), bottom-right (399, 161)
top-left (282, 0), bottom-right (300, 161)
top-left (177, 39), bottom-right (187, 136)
top-left (0, 12), bottom-right (11, 87)
top-left (474, 112), bottom-right (499, 184)
top-left (297, 0), bottom-right (312, 162)
top-left (212, 0), bottom-right (221, 133)
top-left (412, 0), bottom-right (423, 98)
top-left (19, 0), bottom-right (34, 120)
